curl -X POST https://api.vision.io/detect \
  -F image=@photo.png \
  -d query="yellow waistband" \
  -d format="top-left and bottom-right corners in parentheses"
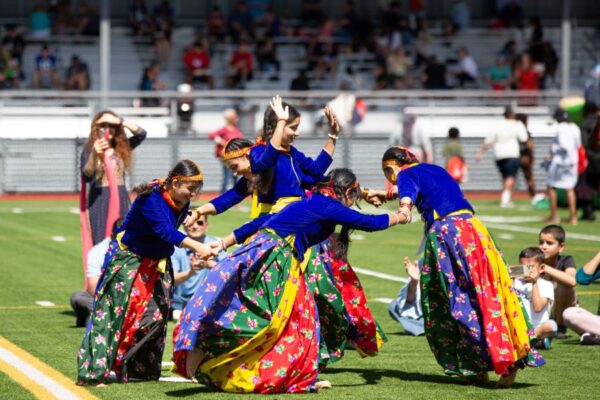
top-left (115, 230), bottom-right (167, 273)
top-left (250, 196), bottom-right (302, 218)
top-left (433, 208), bottom-right (473, 220)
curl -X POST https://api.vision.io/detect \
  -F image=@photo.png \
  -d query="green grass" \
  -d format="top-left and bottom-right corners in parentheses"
top-left (0, 198), bottom-right (599, 399)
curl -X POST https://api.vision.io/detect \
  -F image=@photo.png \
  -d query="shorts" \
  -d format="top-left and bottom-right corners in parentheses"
top-left (496, 157), bottom-right (520, 178)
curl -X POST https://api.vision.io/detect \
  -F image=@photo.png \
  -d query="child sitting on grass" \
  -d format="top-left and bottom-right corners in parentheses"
top-left (538, 224), bottom-right (577, 338)
top-left (512, 247), bottom-right (557, 349)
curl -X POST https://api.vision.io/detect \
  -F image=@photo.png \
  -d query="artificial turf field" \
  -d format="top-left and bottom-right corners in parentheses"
top-left (0, 197), bottom-right (599, 400)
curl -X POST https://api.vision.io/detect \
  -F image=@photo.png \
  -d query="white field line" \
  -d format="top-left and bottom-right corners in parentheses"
top-left (485, 222), bottom-right (600, 242)
top-left (0, 347), bottom-right (81, 400)
top-left (352, 267), bottom-right (408, 283)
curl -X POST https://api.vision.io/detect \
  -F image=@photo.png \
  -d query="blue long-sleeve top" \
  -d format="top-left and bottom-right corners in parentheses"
top-left (210, 143), bottom-right (333, 213)
top-left (235, 194), bottom-right (389, 261)
top-left (396, 163), bottom-right (474, 229)
top-left (576, 265), bottom-right (600, 285)
top-left (119, 189), bottom-right (189, 259)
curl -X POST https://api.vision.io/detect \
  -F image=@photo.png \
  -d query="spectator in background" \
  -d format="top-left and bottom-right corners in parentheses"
top-left (584, 64), bottom-right (600, 106)
top-left (334, 1), bottom-right (357, 40)
top-left (75, 2), bottom-right (99, 36)
top-left (578, 108), bottom-right (600, 221)
top-left (451, 0), bottom-right (470, 31)
top-left (515, 53), bottom-right (540, 91)
top-left (497, 0), bottom-right (523, 28)
top-left (545, 108), bottom-right (581, 225)
top-left (389, 113), bottom-right (433, 163)
top-left (30, 3), bottom-right (51, 39)
top-left (229, 0), bottom-right (254, 42)
top-left (32, 45), bottom-right (61, 89)
top-left (70, 219), bottom-right (123, 327)
top-left (183, 40), bottom-right (214, 89)
top-left (139, 62), bottom-right (167, 106)
top-left (152, 1), bottom-right (174, 65)
top-left (516, 113), bottom-right (537, 200)
top-left (65, 54), bottom-right (90, 90)
top-left (455, 46), bottom-right (478, 88)
top-left (128, 0), bottom-right (153, 36)
top-left (246, 0), bottom-right (271, 22)
top-left (53, 0), bottom-right (75, 35)
top-left (388, 257), bottom-right (425, 336)
top-left (0, 44), bottom-right (20, 89)
top-left (2, 24), bottom-right (25, 65)
top-left (499, 39), bottom-right (518, 67)
top-left (256, 36), bottom-right (280, 75)
top-left (301, 0), bottom-right (322, 27)
top-left (263, 9), bottom-right (283, 37)
top-left (476, 107), bottom-right (528, 208)
top-left (227, 41), bottom-right (253, 88)
top-left (290, 68), bottom-right (310, 91)
top-left (422, 55), bottom-right (448, 89)
top-left (563, 250), bottom-right (600, 345)
top-left (487, 56), bottom-right (511, 90)
top-left (386, 46), bottom-right (412, 89)
top-left (171, 214), bottom-right (227, 320)
top-left (206, 5), bottom-right (227, 40)
top-left (444, 127), bottom-right (468, 184)
top-left (208, 108), bottom-right (244, 193)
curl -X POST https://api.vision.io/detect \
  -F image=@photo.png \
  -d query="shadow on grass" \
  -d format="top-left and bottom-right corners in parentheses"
top-left (165, 386), bottom-right (217, 397)
top-left (322, 368), bottom-right (536, 390)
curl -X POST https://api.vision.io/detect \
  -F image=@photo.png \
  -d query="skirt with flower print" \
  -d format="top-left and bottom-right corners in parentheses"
top-left (172, 230), bottom-right (321, 393)
top-left (421, 213), bottom-right (544, 377)
top-left (77, 243), bottom-right (173, 384)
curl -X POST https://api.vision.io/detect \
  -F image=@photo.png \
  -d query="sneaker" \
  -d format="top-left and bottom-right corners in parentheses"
top-left (580, 333), bottom-right (600, 345)
top-left (542, 338), bottom-right (551, 349)
top-left (554, 326), bottom-right (569, 339)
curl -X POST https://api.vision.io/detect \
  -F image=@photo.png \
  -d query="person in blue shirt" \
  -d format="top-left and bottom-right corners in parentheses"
top-left (365, 146), bottom-right (544, 388)
top-left (78, 160), bottom-right (216, 386)
top-left (173, 168), bottom-right (403, 393)
top-left (171, 214), bottom-right (227, 320)
top-left (563, 250), bottom-right (600, 345)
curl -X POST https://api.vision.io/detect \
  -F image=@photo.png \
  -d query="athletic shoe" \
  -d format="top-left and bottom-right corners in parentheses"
top-left (580, 333), bottom-right (600, 345)
top-left (554, 326), bottom-right (569, 339)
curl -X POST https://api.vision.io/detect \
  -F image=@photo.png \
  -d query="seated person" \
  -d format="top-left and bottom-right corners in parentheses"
top-left (388, 256), bottom-right (424, 336)
top-left (513, 247), bottom-right (557, 349)
top-left (70, 219), bottom-right (123, 327)
top-left (563, 250), bottom-right (600, 345)
top-left (171, 214), bottom-right (227, 320)
top-left (538, 225), bottom-right (578, 338)
top-left (227, 41), bottom-right (253, 88)
top-left (65, 55), bottom-right (90, 90)
top-left (32, 45), bottom-right (60, 89)
top-left (183, 40), bottom-right (214, 89)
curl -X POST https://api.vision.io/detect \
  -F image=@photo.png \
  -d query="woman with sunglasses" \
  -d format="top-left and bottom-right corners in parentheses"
top-left (77, 160), bottom-right (215, 385)
top-left (80, 111), bottom-right (147, 262)
top-left (364, 146), bottom-right (544, 388)
top-left (173, 168), bottom-right (402, 393)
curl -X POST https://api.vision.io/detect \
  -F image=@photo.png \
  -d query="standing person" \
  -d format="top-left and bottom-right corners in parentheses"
top-left (578, 110), bottom-right (600, 221)
top-left (173, 168), bottom-right (403, 393)
top-left (545, 108), bottom-right (581, 224)
top-left (476, 107), bottom-right (528, 208)
top-left (208, 109), bottom-right (243, 193)
top-left (515, 113), bottom-right (537, 200)
top-left (77, 160), bottom-right (215, 385)
top-left (389, 113), bottom-right (433, 163)
top-left (366, 146), bottom-right (544, 387)
top-left (171, 214), bottom-right (228, 321)
top-left (443, 127), bottom-right (467, 183)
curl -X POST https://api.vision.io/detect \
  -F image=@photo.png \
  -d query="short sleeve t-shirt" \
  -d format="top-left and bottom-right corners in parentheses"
top-left (513, 277), bottom-right (554, 328)
top-left (555, 255), bottom-right (577, 272)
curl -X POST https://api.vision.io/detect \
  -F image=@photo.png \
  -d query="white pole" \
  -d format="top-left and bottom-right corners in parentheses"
top-left (99, 0), bottom-right (110, 110)
top-left (560, 0), bottom-right (571, 95)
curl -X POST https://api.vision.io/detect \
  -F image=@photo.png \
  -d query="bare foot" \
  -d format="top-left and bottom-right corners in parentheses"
top-left (314, 380), bottom-right (332, 391)
top-left (496, 370), bottom-right (517, 389)
top-left (544, 215), bottom-right (559, 223)
top-left (466, 372), bottom-right (489, 385)
top-left (94, 383), bottom-right (107, 388)
top-left (186, 348), bottom-right (204, 381)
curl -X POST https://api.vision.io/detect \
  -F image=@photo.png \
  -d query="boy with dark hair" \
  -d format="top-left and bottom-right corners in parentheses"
top-left (538, 225), bottom-right (577, 339)
top-left (513, 247), bottom-right (557, 349)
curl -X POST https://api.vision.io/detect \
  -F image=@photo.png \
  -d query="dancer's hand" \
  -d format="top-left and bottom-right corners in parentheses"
top-left (270, 95), bottom-right (289, 122)
top-left (184, 209), bottom-right (201, 228)
top-left (323, 106), bottom-right (340, 137)
top-left (365, 189), bottom-right (386, 207)
top-left (404, 256), bottom-right (420, 281)
top-left (190, 253), bottom-right (209, 271)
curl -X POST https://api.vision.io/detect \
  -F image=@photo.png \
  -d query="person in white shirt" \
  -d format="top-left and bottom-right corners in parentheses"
top-left (476, 107), bottom-right (528, 207)
top-left (513, 247), bottom-right (558, 349)
top-left (545, 108), bottom-right (581, 225)
top-left (455, 46), bottom-right (478, 88)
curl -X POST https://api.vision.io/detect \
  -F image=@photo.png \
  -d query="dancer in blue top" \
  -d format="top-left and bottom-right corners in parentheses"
top-left (173, 168), bottom-right (403, 393)
top-left (77, 160), bottom-right (216, 385)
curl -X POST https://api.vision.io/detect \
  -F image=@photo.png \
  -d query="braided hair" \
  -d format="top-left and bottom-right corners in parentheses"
top-left (223, 138), bottom-right (274, 195)
top-left (381, 146), bottom-right (419, 166)
top-left (132, 160), bottom-right (203, 196)
top-left (258, 101), bottom-right (301, 143)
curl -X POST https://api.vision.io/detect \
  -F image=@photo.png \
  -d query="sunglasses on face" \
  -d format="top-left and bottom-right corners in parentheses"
top-left (195, 220), bottom-right (205, 226)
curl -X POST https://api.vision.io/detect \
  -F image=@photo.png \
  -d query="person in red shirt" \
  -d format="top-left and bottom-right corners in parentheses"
top-left (227, 41), bottom-right (253, 88)
top-left (183, 40), bottom-right (214, 89)
top-left (515, 53), bottom-right (539, 91)
top-left (208, 108), bottom-right (244, 192)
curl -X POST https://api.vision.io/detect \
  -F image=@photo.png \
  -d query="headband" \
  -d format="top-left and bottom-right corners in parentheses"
top-left (221, 139), bottom-right (251, 161)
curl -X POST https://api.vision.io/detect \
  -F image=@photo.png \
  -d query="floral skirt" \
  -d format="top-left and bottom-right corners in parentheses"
top-left (77, 244), bottom-right (173, 384)
top-left (173, 231), bottom-right (320, 393)
top-left (421, 213), bottom-right (544, 376)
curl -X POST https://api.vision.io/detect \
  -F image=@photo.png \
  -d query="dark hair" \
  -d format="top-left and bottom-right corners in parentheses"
top-left (110, 218), bottom-right (124, 238)
top-left (503, 106), bottom-right (514, 119)
top-left (448, 127), bottom-right (459, 139)
top-left (519, 247), bottom-right (545, 263)
top-left (313, 168), bottom-right (361, 255)
top-left (330, 231), bottom-right (350, 262)
top-left (259, 101), bottom-right (300, 143)
top-left (540, 224), bottom-right (566, 244)
top-left (84, 110), bottom-right (133, 175)
top-left (381, 146), bottom-right (419, 165)
top-left (132, 159), bottom-right (203, 196)
top-left (515, 113), bottom-right (528, 126)
top-left (224, 138), bottom-right (274, 195)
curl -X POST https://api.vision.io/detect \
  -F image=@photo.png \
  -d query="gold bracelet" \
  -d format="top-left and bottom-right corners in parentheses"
top-left (361, 187), bottom-right (369, 199)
